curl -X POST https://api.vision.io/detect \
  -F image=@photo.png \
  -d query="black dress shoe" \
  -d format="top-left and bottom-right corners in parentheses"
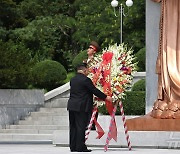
top-left (77, 149), bottom-right (92, 152)
top-left (70, 149), bottom-right (77, 152)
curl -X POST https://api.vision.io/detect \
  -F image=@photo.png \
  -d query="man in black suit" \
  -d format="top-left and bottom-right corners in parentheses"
top-left (67, 63), bottom-right (112, 152)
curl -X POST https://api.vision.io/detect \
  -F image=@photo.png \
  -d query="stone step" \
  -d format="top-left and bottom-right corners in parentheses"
top-left (25, 114), bottom-right (69, 121)
top-left (8, 125), bottom-right (68, 130)
top-left (0, 129), bottom-right (54, 134)
top-left (20, 115), bottom-right (136, 128)
top-left (18, 117), bottom-right (69, 125)
top-left (19, 115), bottom-right (68, 124)
top-left (29, 111), bottom-right (68, 117)
top-left (44, 98), bottom-right (68, 108)
top-left (53, 130), bottom-right (180, 149)
top-left (0, 134), bottom-right (52, 143)
top-left (39, 108), bottom-right (67, 113)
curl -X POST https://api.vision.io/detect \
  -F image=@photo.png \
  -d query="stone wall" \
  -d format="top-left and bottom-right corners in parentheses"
top-left (146, 0), bottom-right (160, 113)
top-left (0, 89), bottom-right (44, 128)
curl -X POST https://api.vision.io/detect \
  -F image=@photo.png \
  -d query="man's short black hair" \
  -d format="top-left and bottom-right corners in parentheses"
top-left (76, 63), bottom-right (87, 72)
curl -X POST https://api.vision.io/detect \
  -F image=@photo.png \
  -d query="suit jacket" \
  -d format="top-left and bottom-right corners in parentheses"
top-left (67, 73), bottom-right (107, 112)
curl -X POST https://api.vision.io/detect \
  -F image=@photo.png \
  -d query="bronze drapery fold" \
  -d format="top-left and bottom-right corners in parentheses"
top-left (151, 0), bottom-right (180, 118)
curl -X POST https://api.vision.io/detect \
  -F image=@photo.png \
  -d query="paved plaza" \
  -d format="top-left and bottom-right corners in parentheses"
top-left (0, 144), bottom-right (179, 154)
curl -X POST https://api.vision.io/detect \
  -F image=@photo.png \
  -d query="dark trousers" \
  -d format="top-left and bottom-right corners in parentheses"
top-left (69, 110), bottom-right (88, 151)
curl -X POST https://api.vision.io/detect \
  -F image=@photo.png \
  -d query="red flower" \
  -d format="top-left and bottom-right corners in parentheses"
top-left (123, 79), bottom-right (128, 83)
top-left (127, 67), bottom-right (132, 74)
top-left (116, 85), bottom-right (124, 93)
top-left (92, 67), bottom-right (98, 74)
top-left (118, 57), bottom-right (122, 60)
top-left (120, 66), bottom-right (128, 71)
top-left (123, 67), bottom-right (132, 75)
top-left (122, 54), bottom-right (127, 57)
top-left (122, 61), bottom-right (126, 65)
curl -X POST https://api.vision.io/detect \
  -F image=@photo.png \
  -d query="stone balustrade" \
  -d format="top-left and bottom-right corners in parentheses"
top-left (0, 89), bottom-right (44, 128)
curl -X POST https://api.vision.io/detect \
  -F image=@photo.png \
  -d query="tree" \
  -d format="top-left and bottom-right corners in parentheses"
top-left (72, 0), bottom-right (145, 53)
top-left (0, 0), bottom-right (145, 89)
top-left (10, 15), bottom-right (76, 69)
top-left (0, 0), bottom-right (27, 29)
top-left (0, 40), bottom-right (35, 88)
top-left (123, 0), bottom-right (145, 53)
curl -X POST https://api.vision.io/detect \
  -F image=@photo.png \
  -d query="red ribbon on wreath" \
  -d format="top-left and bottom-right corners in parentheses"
top-left (92, 51), bottom-right (117, 141)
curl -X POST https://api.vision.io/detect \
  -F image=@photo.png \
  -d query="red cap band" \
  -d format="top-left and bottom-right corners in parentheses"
top-left (89, 45), bottom-right (97, 51)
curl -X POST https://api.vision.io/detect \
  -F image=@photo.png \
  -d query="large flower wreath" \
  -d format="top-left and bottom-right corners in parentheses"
top-left (88, 44), bottom-right (137, 107)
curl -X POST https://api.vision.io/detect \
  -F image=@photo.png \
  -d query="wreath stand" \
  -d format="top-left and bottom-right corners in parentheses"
top-left (85, 100), bottom-right (132, 152)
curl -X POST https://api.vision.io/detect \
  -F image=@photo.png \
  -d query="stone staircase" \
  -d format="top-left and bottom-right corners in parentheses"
top-left (0, 83), bottom-right (70, 144)
top-left (0, 107), bottom-right (69, 143)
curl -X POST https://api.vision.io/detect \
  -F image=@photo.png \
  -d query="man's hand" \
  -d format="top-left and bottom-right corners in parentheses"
top-left (105, 96), bottom-right (112, 102)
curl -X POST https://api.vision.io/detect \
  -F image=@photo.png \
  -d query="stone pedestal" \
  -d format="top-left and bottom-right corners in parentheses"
top-left (127, 114), bottom-right (180, 131)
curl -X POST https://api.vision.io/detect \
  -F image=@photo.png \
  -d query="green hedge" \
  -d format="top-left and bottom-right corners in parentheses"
top-left (135, 47), bottom-right (145, 71)
top-left (98, 91), bottom-right (145, 115)
top-left (31, 60), bottom-right (67, 91)
top-left (131, 79), bottom-right (145, 91)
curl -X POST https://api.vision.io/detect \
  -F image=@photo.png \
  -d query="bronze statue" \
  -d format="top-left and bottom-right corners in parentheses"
top-left (151, 0), bottom-right (180, 119)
